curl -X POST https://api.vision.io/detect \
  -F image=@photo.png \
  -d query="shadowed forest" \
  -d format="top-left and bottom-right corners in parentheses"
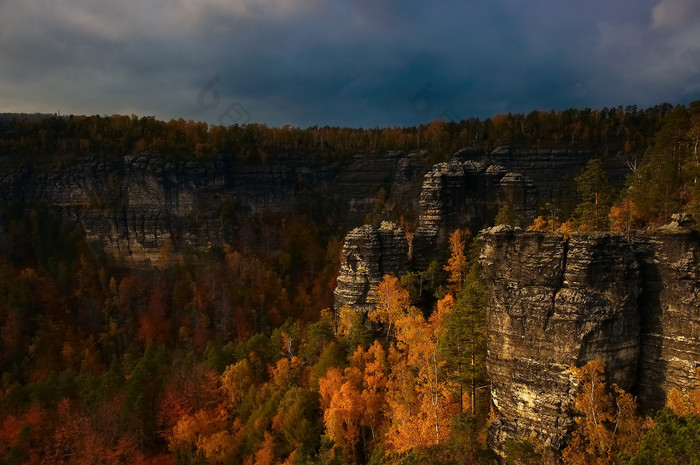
top-left (0, 102), bottom-right (699, 464)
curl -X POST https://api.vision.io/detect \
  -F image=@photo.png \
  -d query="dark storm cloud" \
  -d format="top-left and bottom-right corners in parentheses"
top-left (1, 0), bottom-right (699, 127)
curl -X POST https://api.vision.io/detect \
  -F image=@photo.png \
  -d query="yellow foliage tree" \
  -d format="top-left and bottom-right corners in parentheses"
top-left (370, 275), bottom-right (412, 340)
top-left (319, 342), bottom-right (389, 462)
top-left (557, 220), bottom-right (577, 239)
top-left (253, 432), bottom-right (276, 465)
top-left (528, 215), bottom-right (548, 231)
top-left (609, 198), bottom-right (643, 238)
top-left (444, 229), bottom-right (468, 293)
top-left (170, 409), bottom-right (246, 464)
top-left (562, 360), bottom-right (652, 465)
top-left (384, 300), bottom-right (458, 453)
top-left (666, 368), bottom-right (700, 416)
top-left (221, 359), bottom-right (254, 408)
top-left (336, 304), bottom-right (360, 339)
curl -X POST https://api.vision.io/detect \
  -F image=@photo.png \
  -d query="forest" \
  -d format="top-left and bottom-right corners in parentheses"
top-left (0, 102), bottom-right (699, 464)
top-left (0, 103), bottom-right (682, 163)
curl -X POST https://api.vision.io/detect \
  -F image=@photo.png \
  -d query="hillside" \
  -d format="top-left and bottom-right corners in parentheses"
top-left (0, 103), bottom-right (698, 464)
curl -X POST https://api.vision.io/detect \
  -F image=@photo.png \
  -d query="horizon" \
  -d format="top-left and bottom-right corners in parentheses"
top-left (1, 99), bottom-right (694, 132)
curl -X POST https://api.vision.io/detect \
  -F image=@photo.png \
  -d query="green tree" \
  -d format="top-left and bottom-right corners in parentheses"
top-left (440, 263), bottom-right (487, 414)
top-left (627, 105), bottom-right (693, 224)
top-left (123, 343), bottom-right (168, 450)
top-left (626, 409), bottom-right (700, 465)
top-left (573, 159), bottom-right (614, 231)
top-left (272, 388), bottom-right (323, 456)
top-left (494, 203), bottom-right (516, 227)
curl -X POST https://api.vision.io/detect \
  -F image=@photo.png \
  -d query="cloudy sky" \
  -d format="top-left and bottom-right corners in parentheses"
top-left (1, 0), bottom-right (699, 127)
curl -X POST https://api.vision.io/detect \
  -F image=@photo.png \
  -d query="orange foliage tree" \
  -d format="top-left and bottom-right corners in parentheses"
top-left (562, 361), bottom-right (652, 465)
top-left (666, 368), bottom-right (700, 416)
top-left (319, 341), bottom-right (389, 463)
top-left (384, 297), bottom-right (458, 453)
top-left (444, 229), bottom-right (468, 293)
top-left (369, 275), bottom-right (411, 341)
top-left (609, 198), bottom-right (643, 239)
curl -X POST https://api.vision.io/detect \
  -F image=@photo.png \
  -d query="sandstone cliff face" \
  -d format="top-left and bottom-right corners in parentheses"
top-left (333, 221), bottom-right (409, 313)
top-left (334, 156), bottom-right (541, 313)
top-left (487, 147), bottom-right (628, 208)
top-left (481, 223), bottom-right (700, 462)
top-left (412, 160), bottom-right (537, 269)
top-left (632, 221), bottom-right (700, 411)
top-left (481, 227), bottom-right (641, 461)
top-left (2, 146), bottom-right (628, 266)
top-left (333, 155), bottom-right (541, 313)
top-left (0, 151), bottom-right (425, 264)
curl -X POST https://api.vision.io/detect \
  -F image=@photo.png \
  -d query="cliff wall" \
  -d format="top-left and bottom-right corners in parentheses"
top-left (632, 221), bottom-right (700, 411)
top-left (1, 146), bottom-right (620, 265)
top-left (333, 159), bottom-right (540, 310)
top-left (480, 222), bottom-right (700, 462)
top-left (412, 160), bottom-right (538, 269)
top-left (486, 147), bottom-right (628, 210)
top-left (0, 151), bottom-right (426, 263)
top-left (480, 228), bottom-right (641, 460)
top-left (333, 221), bottom-right (409, 313)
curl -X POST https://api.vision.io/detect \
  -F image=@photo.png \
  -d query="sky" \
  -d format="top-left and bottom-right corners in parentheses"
top-left (1, 0), bottom-right (700, 128)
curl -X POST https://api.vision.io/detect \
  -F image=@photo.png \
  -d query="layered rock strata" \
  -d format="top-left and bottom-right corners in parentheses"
top-left (333, 221), bottom-right (409, 313)
top-left (481, 222), bottom-right (700, 462)
top-left (632, 216), bottom-right (700, 411)
top-left (0, 151), bottom-right (426, 263)
top-left (487, 147), bottom-right (628, 208)
top-left (481, 227), bottom-right (642, 462)
top-left (412, 160), bottom-right (537, 269)
top-left (334, 157), bottom-right (541, 313)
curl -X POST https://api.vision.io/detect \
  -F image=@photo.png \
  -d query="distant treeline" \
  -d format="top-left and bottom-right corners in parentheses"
top-left (0, 103), bottom-right (689, 162)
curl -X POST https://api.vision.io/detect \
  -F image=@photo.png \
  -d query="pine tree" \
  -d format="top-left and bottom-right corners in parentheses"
top-left (440, 264), bottom-right (487, 414)
top-left (573, 159), bottom-right (613, 231)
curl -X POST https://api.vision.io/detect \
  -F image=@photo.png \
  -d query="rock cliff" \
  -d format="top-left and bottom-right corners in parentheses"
top-left (480, 227), bottom-right (641, 461)
top-left (487, 147), bottom-right (628, 209)
top-left (412, 159), bottom-right (538, 269)
top-left (333, 158), bottom-right (540, 312)
top-left (0, 151), bottom-right (426, 264)
top-left (632, 216), bottom-right (700, 411)
top-left (1, 145), bottom-right (629, 265)
top-left (333, 221), bottom-right (409, 313)
top-left (480, 223), bottom-right (700, 462)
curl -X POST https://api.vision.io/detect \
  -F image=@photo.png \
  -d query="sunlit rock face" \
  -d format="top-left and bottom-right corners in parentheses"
top-left (333, 157), bottom-right (540, 315)
top-left (412, 160), bottom-right (538, 270)
top-left (481, 227), bottom-right (641, 463)
top-left (481, 221), bottom-right (700, 463)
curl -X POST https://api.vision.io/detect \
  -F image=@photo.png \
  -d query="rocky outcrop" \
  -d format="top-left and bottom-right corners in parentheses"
top-left (334, 156), bottom-right (541, 312)
top-left (481, 222), bottom-right (700, 462)
top-left (481, 227), bottom-right (642, 461)
top-left (633, 215), bottom-right (700, 411)
top-left (333, 221), bottom-right (409, 313)
top-left (412, 160), bottom-right (537, 269)
top-left (487, 147), bottom-right (628, 209)
top-left (0, 151), bottom-right (426, 264)
top-left (334, 155), bottom-right (541, 312)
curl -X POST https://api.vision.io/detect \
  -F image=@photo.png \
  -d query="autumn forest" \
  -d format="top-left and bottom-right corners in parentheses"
top-left (0, 102), bottom-right (699, 464)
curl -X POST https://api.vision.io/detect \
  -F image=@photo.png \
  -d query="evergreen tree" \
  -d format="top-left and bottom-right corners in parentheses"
top-left (573, 158), bottom-right (614, 231)
top-left (627, 106), bottom-right (692, 224)
top-left (440, 263), bottom-right (487, 414)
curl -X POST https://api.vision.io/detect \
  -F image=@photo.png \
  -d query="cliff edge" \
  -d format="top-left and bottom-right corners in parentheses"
top-left (480, 222), bottom-right (700, 462)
